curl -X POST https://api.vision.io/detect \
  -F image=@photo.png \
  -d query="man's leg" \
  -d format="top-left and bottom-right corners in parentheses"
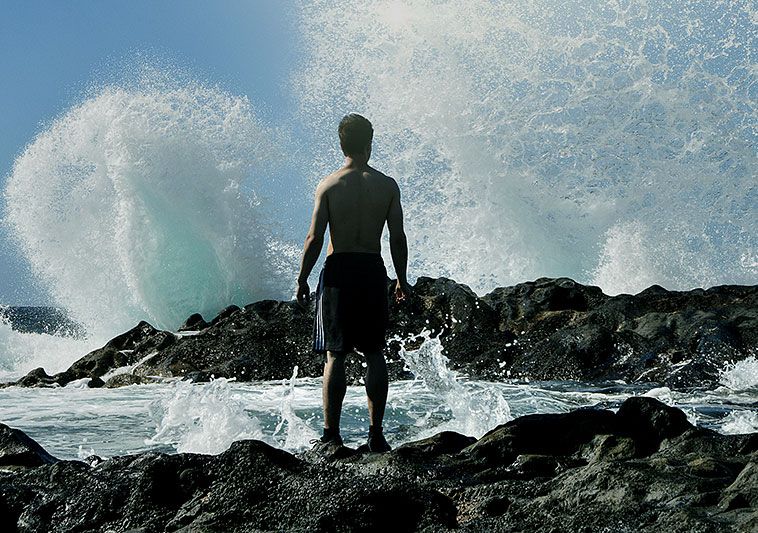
top-left (363, 349), bottom-right (388, 428)
top-left (323, 351), bottom-right (347, 433)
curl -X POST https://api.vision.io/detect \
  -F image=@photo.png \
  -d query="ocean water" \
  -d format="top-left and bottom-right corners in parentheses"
top-left (1, 317), bottom-right (757, 461)
top-left (1, 1), bottom-right (756, 459)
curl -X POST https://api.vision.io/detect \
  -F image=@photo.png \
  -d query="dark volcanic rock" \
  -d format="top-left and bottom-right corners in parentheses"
top-left (0, 398), bottom-right (755, 532)
top-left (0, 423), bottom-right (58, 468)
top-left (14, 367), bottom-right (58, 388)
top-left (396, 431), bottom-right (478, 458)
top-left (12, 321), bottom-right (176, 388)
top-left (178, 312), bottom-right (209, 332)
top-left (463, 397), bottom-right (692, 468)
top-left (210, 304), bottom-right (242, 326)
top-left (0, 432), bottom-right (455, 532)
top-left (87, 376), bottom-right (105, 388)
top-left (138, 299), bottom-right (321, 382)
top-left (102, 374), bottom-right (155, 388)
top-left (64, 321), bottom-right (176, 380)
top-left (615, 396), bottom-right (692, 454)
top-left (12, 321), bottom-right (176, 387)
top-left (477, 278), bottom-right (757, 387)
top-left (464, 408), bottom-right (622, 465)
top-left (12, 277), bottom-right (757, 389)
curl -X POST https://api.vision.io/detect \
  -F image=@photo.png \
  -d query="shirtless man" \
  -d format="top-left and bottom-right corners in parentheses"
top-left (296, 113), bottom-right (411, 452)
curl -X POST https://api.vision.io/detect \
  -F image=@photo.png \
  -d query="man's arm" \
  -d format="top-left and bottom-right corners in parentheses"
top-left (296, 182), bottom-right (329, 305)
top-left (386, 179), bottom-right (410, 300)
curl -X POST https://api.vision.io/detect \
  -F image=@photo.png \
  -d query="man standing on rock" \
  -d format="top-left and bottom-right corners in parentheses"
top-left (296, 113), bottom-right (411, 453)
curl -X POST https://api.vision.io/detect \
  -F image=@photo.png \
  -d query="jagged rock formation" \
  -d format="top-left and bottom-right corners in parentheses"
top-left (8, 277), bottom-right (756, 389)
top-left (0, 398), bottom-right (755, 532)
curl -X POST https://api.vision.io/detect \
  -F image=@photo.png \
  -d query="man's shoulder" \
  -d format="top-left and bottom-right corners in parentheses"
top-left (318, 167), bottom-right (397, 195)
top-left (316, 172), bottom-right (342, 192)
top-left (366, 167), bottom-right (398, 188)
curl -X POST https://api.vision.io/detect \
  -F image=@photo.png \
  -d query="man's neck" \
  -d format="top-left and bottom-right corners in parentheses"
top-left (343, 155), bottom-right (369, 170)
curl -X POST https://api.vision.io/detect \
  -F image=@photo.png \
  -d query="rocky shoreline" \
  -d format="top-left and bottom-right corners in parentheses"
top-left (1, 397), bottom-right (755, 532)
top-left (7, 277), bottom-right (756, 390)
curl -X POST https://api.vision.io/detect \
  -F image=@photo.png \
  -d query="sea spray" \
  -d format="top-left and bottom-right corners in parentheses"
top-left (297, 0), bottom-right (756, 295)
top-left (272, 366), bottom-right (319, 449)
top-left (719, 355), bottom-right (758, 392)
top-left (146, 372), bottom-right (319, 455)
top-left (0, 314), bottom-right (101, 381)
top-left (4, 76), bottom-right (295, 340)
top-left (397, 331), bottom-right (512, 438)
top-left (77, 442), bottom-right (97, 461)
top-left (0, 363), bottom-right (754, 460)
top-left (146, 377), bottom-right (267, 454)
top-left (720, 410), bottom-right (758, 435)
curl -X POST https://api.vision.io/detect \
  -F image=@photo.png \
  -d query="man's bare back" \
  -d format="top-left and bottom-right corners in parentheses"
top-left (297, 160), bottom-right (409, 304)
top-left (319, 166), bottom-right (400, 256)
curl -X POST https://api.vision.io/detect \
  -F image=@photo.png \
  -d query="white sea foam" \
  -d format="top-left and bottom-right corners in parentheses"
top-left (0, 374), bottom-right (754, 460)
top-left (77, 443), bottom-right (97, 460)
top-left (146, 377), bottom-right (268, 454)
top-left (0, 316), bottom-right (102, 381)
top-left (398, 331), bottom-right (512, 438)
top-left (297, 0), bottom-right (756, 295)
top-left (719, 356), bottom-right (758, 392)
top-left (643, 386), bottom-right (674, 404)
top-left (272, 366), bottom-right (320, 449)
top-left (146, 372), bottom-right (322, 454)
top-left (144, 334), bottom-right (517, 456)
top-left (720, 410), bottom-right (758, 435)
top-left (100, 350), bottom-right (160, 382)
top-left (65, 378), bottom-right (94, 389)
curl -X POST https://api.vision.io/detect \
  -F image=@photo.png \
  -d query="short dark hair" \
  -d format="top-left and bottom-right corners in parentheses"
top-left (338, 114), bottom-right (373, 155)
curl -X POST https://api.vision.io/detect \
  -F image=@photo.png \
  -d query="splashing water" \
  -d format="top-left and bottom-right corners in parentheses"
top-left (0, 314), bottom-right (101, 381)
top-left (1, 357), bottom-right (755, 459)
top-left (144, 333), bottom-right (515, 456)
top-left (720, 409), bottom-right (758, 435)
top-left (272, 366), bottom-right (320, 449)
top-left (4, 75), bottom-right (293, 340)
top-left (147, 372), bottom-right (319, 455)
top-left (297, 0), bottom-right (756, 294)
top-left (146, 377), bottom-right (268, 454)
top-left (398, 331), bottom-right (512, 437)
top-left (719, 355), bottom-right (758, 392)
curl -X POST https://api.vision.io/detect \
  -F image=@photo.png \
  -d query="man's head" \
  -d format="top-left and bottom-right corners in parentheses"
top-left (338, 114), bottom-right (373, 158)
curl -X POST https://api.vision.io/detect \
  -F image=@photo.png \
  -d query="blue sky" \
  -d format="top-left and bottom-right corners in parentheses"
top-left (0, 1), bottom-right (303, 304)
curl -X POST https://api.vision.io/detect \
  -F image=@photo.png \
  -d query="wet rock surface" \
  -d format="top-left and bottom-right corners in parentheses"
top-left (0, 424), bottom-right (58, 469)
top-left (8, 277), bottom-right (757, 389)
top-left (0, 398), bottom-right (755, 532)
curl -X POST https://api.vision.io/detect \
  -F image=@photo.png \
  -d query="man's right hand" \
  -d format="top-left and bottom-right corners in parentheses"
top-left (296, 281), bottom-right (311, 308)
top-left (394, 279), bottom-right (412, 303)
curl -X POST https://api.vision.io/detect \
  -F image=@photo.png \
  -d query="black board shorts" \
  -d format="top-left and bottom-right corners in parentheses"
top-left (313, 252), bottom-right (389, 354)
